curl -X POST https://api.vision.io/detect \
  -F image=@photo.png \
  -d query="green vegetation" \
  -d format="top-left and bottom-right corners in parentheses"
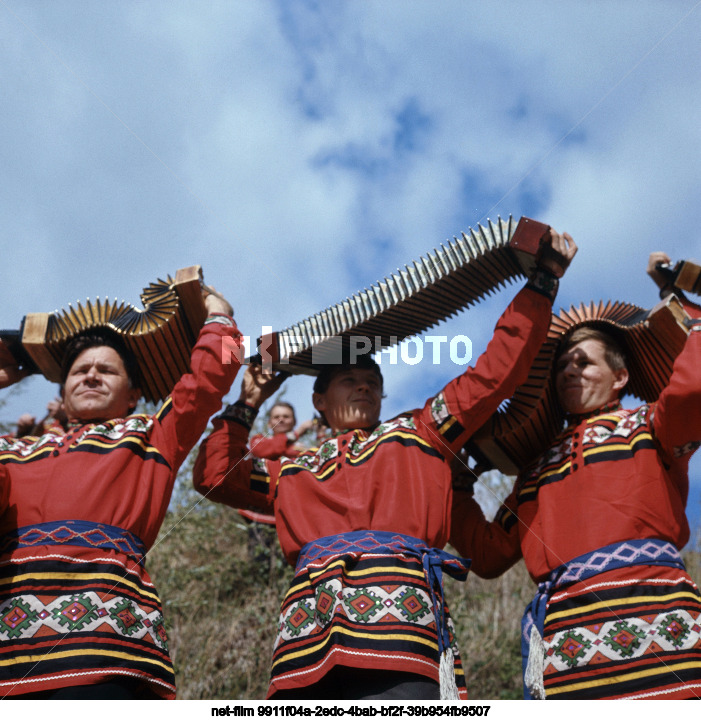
top-left (148, 499), bottom-right (293, 700)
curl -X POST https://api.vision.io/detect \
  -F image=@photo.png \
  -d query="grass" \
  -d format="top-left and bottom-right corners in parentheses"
top-left (148, 498), bottom-right (701, 700)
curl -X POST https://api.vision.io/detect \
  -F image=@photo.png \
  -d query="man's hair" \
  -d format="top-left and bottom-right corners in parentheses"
top-left (558, 326), bottom-right (628, 372)
top-left (312, 354), bottom-right (384, 395)
top-left (270, 401), bottom-right (296, 425)
top-left (60, 329), bottom-right (141, 390)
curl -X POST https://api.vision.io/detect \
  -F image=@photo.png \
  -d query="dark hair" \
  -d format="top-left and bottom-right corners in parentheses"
top-left (61, 329), bottom-right (141, 390)
top-left (313, 354), bottom-right (384, 395)
top-left (270, 401), bottom-right (296, 425)
top-left (559, 326), bottom-right (628, 372)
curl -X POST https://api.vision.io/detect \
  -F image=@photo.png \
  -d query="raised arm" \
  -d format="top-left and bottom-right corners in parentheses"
top-left (149, 287), bottom-right (244, 469)
top-left (650, 300), bottom-right (701, 465)
top-left (647, 251), bottom-right (701, 317)
top-left (420, 229), bottom-right (577, 455)
top-left (0, 339), bottom-right (28, 389)
top-left (192, 364), bottom-right (288, 511)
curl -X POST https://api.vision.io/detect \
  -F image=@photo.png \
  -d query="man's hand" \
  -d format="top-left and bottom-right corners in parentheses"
top-left (203, 285), bottom-right (234, 317)
top-left (0, 339), bottom-right (28, 389)
top-left (238, 363), bottom-right (289, 409)
top-left (15, 413), bottom-right (36, 437)
top-left (537, 228), bottom-right (578, 279)
top-left (647, 251), bottom-right (673, 293)
top-left (295, 419), bottom-right (316, 438)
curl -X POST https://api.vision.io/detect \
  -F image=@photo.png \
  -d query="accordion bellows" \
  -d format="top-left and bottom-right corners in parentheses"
top-left (9, 267), bottom-right (207, 404)
top-left (259, 216), bottom-right (548, 373)
top-left (257, 215), bottom-right (691, 475)
top-left (471, 295), bottom-right (691, 475)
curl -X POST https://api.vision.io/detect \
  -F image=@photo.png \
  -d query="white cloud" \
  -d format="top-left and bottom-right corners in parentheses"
top-left (1, 0), bottom-right (700, 530)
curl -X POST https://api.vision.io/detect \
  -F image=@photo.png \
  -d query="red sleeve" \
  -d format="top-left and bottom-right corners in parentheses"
top-left (419, 284), bottom-right (554, 455)
top-left (450, 486), bottom-right (523, 578)
top-left (249, 432), bottom-right (291, 460)
top-left (150, 315), bottom-right (244, 470)
top-left (651, 324), bottom-right (701, 461)
top-left (193, 418), bottom-right (277, 514)
top-left (0, 467), bottom-right (7, 517)
top-left (680, 295), bottom-right (701, 319)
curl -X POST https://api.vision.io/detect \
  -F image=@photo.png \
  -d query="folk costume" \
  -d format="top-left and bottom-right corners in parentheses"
top-left (0, 314), bottom-right (243, 698)
top-left (249, 432), bottom-right (306, 461)
top-left (193, 274), bottom-right (559, 699)
top-left (238, 432), bottom-right (307, 525)
top-left (451, 296), bottom-right (701, 700)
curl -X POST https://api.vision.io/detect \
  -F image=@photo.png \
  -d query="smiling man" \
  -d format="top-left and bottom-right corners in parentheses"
top-left (555, 330), bottom-right (629, 415)
top-left (240, 397), bottom-right (316, 539)
top-left (61, 338), bottom-right (143, 422)
top-left (450, 253), bottom-right (701, 700)
top-left (193, 229), bottom-right (576, 700)
top-left (0, 290), bottom-right (242, 699)
top-left (248, 400), bottom-right (315, 462)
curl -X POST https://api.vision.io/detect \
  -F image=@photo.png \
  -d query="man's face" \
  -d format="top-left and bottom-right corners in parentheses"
top-left (312, 368), bottom-right (382, 432)
top-left (269, 405), bottom-right (295, 434)
top-left (62, 346), bottom-right (141, 423)
top-left (555, 339), bottom-right (628, 415)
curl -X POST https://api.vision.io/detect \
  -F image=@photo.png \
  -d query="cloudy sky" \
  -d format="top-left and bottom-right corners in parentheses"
top-left (1, 1), bottom-right (700, 538)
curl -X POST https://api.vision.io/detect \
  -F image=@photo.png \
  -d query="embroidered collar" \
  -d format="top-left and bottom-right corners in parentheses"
top-left (565, 400), bottom-right (622, 427)
top-left (332, 422), bottom-right (381, 438)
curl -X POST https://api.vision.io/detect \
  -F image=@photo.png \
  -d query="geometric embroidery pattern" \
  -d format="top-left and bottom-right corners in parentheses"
top-left (277, 583), bottom-right (436, 643)
top-left (603, 621), bottom-right (646, 658)
top-left (673, 440), bottom-right (701, 458)
top-left (345, 589), bottom-right (384, 622)
top-left (657, 612), bottom-right (691, 648)
top-left (431, 393), bottom-right (450, 426)
top-left (52, 594), bottom-right (101, 632)
top-left (270, 530), bottom-right (468, 699)
top-left (109, 597), bottom-right (145, 636)
top-left (395, 588), bottom-right (431, 622)
top-left (544, 609), bottom-right (701, 672)
top-left (0, 598), bottom-right (39, 640)
top-left (284, 601), bottom-right (315, 638)
top-left (553, 631), bottom-right (591, 667)
top-left (1, 520), bottom-right (146, 565)
top-left (555, 540), bottom-right (682, 586)
top-left (314, 583), bottom-right (337, 625)
top-left (0, 592), bottom-right (168, 650)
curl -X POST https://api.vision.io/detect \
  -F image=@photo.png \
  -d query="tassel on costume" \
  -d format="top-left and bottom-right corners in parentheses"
top-left (524, 624), bottom-right (546, 699)
top-left (439, 648), bottom-right (460, 700)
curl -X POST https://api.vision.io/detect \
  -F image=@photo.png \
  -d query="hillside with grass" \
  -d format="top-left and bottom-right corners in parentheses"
top-left (149, 483), bottom-right (701, 700)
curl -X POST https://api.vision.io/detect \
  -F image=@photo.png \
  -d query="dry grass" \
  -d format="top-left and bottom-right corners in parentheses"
top-left (148, 502), bottom-right (293, 699)
top-left (445, 561), bottom-right (534, 700)
top-left (149, 502), bottom-right (701, 700)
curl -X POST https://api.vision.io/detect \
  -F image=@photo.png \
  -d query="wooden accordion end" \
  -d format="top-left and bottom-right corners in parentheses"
top-left (469, 294), bottom-right (692, 476)
top-left (258, 216), bottom-right (552, 373)
top-left (3, 267), bottom-right (207, 404)
top-left (658, 259), bottom-right (701, 296)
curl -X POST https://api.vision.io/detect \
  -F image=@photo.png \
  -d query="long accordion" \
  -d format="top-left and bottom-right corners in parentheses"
top-left (257, 216), bottom-right (693, 475)
top-left (1, 267), bottom-right (207, 404)
top-left (259, 216), bottom-right (550, 372)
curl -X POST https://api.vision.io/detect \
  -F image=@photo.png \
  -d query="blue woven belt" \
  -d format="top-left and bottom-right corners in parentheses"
top-left (1, 519), bottom-right (147, 567)
top-left (521, 538), bottom-right (684, 699)
top-left (297, 529), bottom-right (470, 655)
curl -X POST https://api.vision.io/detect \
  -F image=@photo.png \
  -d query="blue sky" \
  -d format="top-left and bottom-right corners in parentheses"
top-left (1, 1), bottom-right (700, 542)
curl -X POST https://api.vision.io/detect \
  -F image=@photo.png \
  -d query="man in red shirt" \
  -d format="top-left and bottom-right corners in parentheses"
top-left (240, 395), bottom-right (315, 548)
top-left (194, 230), bottom-right (576, 700)
top-left (0, 290), bottom-right (242, 699)
top-left (451, 253), bottom-right (701, 699)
